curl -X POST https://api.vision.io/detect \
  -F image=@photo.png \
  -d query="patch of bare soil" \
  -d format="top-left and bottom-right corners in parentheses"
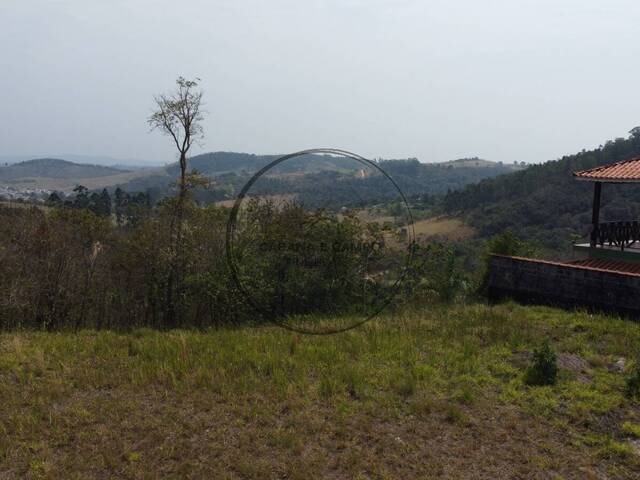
top-left (2, 389), bottom-right (612, 479)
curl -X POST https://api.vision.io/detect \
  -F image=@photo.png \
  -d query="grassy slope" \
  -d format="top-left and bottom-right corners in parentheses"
top-left (1, 303), bottom-right (640, 479)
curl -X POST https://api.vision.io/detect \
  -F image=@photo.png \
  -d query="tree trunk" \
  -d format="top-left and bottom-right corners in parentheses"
top-left (164, 151), bottom-right (188, 329)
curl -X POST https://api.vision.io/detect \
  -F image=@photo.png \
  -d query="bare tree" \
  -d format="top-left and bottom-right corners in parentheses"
top-left (149, 76), bottom-right (205, 203)
top-left (149, 76), bottom-right (205, 327)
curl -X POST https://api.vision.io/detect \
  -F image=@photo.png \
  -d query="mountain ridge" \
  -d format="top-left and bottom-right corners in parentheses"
top-left (0, 152), bottom-right (524, 207)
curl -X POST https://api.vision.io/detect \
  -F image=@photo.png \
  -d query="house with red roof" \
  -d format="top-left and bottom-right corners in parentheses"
top-left (487, 156), bottom-right (640, 316)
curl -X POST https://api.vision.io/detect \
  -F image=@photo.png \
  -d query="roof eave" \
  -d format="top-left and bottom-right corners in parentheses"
top-left (573, 175), bottom-right (640, 183)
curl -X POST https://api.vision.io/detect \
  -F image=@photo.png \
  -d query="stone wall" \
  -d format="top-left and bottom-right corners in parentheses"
top-left (487, 255), bottom-right (640, 317)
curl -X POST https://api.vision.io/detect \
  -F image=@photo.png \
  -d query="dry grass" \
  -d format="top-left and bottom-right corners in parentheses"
top-left (353, 209), bottom-right (396, 226)
top-left (215, 194), bottom-right (297, 209)
top-left (412, 216), bottom-right (475, 242)
top-left (1, 303), bottom-right (640, 479)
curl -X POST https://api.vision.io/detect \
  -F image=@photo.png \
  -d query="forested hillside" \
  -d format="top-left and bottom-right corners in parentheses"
top-left (171, 151), bottom-right (362, 175)
top-left (444, 128), bottom-right (640, 253)
top-left (141, 154), bottom-right (521, 208)
top-left (1, 152), bottom-right (521, 208)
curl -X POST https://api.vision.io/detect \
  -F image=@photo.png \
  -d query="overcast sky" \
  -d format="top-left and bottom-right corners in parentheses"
top-left (1, 0), bottom-right (639, 165)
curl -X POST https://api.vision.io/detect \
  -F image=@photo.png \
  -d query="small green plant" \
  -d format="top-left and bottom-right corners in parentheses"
top-left (525, 341), bottom-right (558, 386)
top-left (127, 452), bottom-right (141, 462)
top-left (621, 421), bottom-right (640, 438)
top-left (318, 375), bottom-right (341, 399)
top-left (390, 369), bottom-right (417, 398)
top-left (341, 367), bottom-right (365, 400)
top-left (453, 385), bottom-right (475, 405)
top-left (444, 404), bottom-right (468, 425)
top-left (624, 357), bottom-right (640, 399)
top-left (596, 438), bottom-right (634, 460)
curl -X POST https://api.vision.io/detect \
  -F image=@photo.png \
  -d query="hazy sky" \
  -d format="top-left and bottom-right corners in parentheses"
top-left (1, 0), bottom-right (639, 164)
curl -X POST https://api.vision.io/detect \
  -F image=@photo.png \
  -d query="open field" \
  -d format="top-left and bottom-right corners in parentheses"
top-left (354, 212), bottom-right (476, 242)
top-left (412, 216), bottom-right (475, 241)
top-left (354, 209), bottom-right (396, 226)
top-left (0, 168), bottom-right (167, 193)
top-left (215, 194), bottom-right (297, 209)
top-left (1, 303), bottom-right (640, 479)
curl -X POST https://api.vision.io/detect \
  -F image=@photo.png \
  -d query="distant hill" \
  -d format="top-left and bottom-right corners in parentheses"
top-left (169, 151), bottom-right (364, 177)
top-left (441, 157), bottom-right (524, 169)
top-left (169, 152), bottom-right (522, 178)
top-left (0, 158), bottom-right (128, 181)
top-left (443, 128), bottom-right (640, 253)
top-left (155, 153), bottom-right (521, 208)
top-left (0, 152), bottom-right (525, 208)
top-left (0, 158), bottom-right (161, 193)
top-left (376, 158), bottom-right (522, 195)
top-left (141, 153), bottom-right (523, 208)
top-left (0, 154), bottom-right (161, 168)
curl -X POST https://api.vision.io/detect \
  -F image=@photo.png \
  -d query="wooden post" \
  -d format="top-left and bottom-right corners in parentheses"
top-left (590, 182), bottom-right (602, 247)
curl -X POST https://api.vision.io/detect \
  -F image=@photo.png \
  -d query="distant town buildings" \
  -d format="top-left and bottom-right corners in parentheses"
top-left (0, 185), bottom-right (52, 203)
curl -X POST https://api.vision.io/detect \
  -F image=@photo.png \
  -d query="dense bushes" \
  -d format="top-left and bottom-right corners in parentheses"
top-left (0, 199), bottom-right (460, 330)
top-left (0, 203), bottom-right (244, 330)
top-left (397, 243), bottom-right (470, 305)
top-left (0, 207), bottom-right (111, 330)
top-left (231, 200), bottom-right (391, 318)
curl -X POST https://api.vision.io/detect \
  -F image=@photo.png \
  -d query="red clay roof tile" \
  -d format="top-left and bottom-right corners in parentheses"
top-left (567, 257), bottom-right (640, 275)
top-left (493, 254), bottom-right (640, 277)
top-left (574, 156), bottom-right (640, 182)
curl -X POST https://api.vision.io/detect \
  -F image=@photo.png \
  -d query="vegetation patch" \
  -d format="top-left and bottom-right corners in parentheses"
top-left (1, 303), bottom-right (640, 478)
top-left (625, 357), bottom-right (640, 399)
top-left (525, 341), bottom-right (559, 386)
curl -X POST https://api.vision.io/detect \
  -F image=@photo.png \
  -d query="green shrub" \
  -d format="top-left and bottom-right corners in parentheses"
top-left (624, 358), bottom-right (640, 399)
top-left (479, 229), bottom-right (537, 296)
top-left (525, 341), bottom-right (558, 386)
top-left (399, 243), bottom-right (468, 305)
top-left (484, 229), bottom-right (536, 259)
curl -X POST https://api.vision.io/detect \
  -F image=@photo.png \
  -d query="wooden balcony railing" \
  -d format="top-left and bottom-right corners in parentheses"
top-left (590, 221), bottom-right (640, 250)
